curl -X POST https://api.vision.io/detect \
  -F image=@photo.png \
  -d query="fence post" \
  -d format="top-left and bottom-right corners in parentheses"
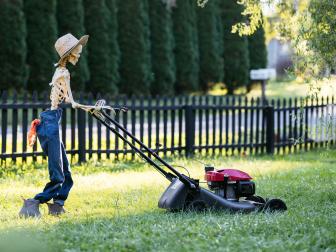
top-left (264, 105), bottom-right (275, 154)
top-left (185, 105), bottom-right (195, 157)
top-left (1, 91), bottom-right (8, 164)
top-left (77, 95), bottom-right (86, 163)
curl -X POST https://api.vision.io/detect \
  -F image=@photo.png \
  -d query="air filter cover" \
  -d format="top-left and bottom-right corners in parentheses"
top-left (205, 169), bottom-right (252, 182)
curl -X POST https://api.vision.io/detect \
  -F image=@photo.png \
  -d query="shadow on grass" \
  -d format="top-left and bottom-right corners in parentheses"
top-left (0, 209), bottom-right (267, 252)
top-left (0, 230), bottom-right (51, 252)
top-left (2, 198), bottom-right (333, 252)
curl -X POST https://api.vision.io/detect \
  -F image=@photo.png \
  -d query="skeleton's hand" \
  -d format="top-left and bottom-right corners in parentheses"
top-left (71, 101), bottom-right (79, 109)
top-left (72, 102), bottom-right (103, 112)
top-left (73, 99), bottom-right (123, 116)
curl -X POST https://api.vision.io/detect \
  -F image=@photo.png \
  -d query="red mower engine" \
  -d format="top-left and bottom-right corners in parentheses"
top-left (205, 167), bottom-right (255, 201)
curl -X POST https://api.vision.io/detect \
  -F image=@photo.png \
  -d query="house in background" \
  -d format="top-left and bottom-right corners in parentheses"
top-left (267, 38), bottom-right (293, 77)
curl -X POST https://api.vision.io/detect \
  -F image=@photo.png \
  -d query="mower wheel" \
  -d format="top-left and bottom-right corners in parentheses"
top-left (245, 195), bottom-right (266, 204)
top-left (263, 198), bottom-right (287, 212)
top-left (186, 200), bottom-right (207, 212)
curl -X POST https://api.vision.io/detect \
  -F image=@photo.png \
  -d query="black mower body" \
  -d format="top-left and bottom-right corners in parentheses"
top-left (158, 179), bottom-right (189, 210)
top-left (158, 178), bottom-right (257, 212)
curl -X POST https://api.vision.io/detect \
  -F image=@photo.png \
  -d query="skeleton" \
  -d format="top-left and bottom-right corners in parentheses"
top-left (50, 34), bottom-right (116, 113)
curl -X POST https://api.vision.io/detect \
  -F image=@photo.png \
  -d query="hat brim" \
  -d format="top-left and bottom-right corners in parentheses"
top-left (57, 35), bottom-right (89, 64)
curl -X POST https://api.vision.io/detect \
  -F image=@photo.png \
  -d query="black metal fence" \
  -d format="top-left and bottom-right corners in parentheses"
top-left (0, 91), bottom-right (335, 164)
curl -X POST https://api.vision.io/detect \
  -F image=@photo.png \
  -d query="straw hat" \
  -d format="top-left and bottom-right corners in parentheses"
top-left (55, 33), bottom-right (89, 65)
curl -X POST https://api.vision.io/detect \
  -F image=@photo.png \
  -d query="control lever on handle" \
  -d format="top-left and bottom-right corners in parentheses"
top-left (95, 99), bottom-right (106, 108)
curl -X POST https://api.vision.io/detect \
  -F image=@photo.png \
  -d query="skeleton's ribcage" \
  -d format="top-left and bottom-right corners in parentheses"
top-left (50, 82), bottom-right (68, 109)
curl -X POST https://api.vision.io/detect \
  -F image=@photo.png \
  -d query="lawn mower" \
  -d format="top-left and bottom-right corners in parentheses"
top-left (87, 102), bottom-right (287, 213)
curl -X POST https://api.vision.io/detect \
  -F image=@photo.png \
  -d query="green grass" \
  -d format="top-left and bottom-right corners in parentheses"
top-left (0, 149), bottom-right (336, 251)
top-left (209, 76), bottom-right (336, 99)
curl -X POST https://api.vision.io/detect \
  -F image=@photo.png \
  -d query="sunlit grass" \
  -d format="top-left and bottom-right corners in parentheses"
top-left (0, 148), bottom-right (335, 251)
top-left (249, 77), bottom-right (336, 99)
top-left (209, 77), bottom-right (336, 99)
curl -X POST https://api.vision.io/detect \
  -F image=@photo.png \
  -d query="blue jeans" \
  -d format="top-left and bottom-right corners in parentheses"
top-left (34, 108), bottom-right (73, 206)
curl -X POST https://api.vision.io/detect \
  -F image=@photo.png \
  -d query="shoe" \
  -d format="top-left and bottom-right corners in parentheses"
top-left (47, 203), bottom-right (66, 216)
top-left (19, 198), bottom-right (41, 218)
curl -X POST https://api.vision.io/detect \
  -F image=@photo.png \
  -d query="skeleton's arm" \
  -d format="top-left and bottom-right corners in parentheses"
top-left (64, 81), bottom-right (112, 112)
top-left (50, 68), bottom-right (118, 113)
top-left (62, 72), bottom-right (117, 112)
top-left (63, 78), bottom-right (78, 108)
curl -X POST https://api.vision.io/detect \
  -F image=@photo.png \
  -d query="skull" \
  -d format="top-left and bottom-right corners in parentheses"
top-left (68, 45), bottom-right (83, 66)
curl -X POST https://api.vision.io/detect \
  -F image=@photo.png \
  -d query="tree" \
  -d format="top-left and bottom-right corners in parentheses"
top-left (118, 0), bottom-right (152, 95)
top-left (197, 0), bottom-right (223, 92)
top-left (248, 25), bottom-right (267, 70)
top-left (240, 0), bottom-right (336, 78)
top-left (172, 0), bottom-right (199, 93)
top-left (247, 24), bottom-right (267, 91)
top-left (57, 0), bottom-right (89, 91)
top-left (105, 0), bottom-right (120, 92)
top-left (83, 0), bottom-right (118, 94)
top-left (201, 0), bottom-right (336, 79)
top-left (25, 0), bottom-right (57, 91)
top-left (306, 0), bottom-right (336, 72)
top-left (148, 0), bottom-right (176, 95)
top-left (221, 0), bottom-right (250, 94)
top-left (0, 0), bottom-right (27, 91)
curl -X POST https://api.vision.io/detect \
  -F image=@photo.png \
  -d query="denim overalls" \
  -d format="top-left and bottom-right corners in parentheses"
top-left (34, 108), bottom-right (73, 206)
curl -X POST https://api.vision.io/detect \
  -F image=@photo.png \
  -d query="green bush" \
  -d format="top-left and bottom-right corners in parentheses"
top-left (57, 0), bottom-right (90, 91)
top-left (197, 0), bottom-right (223, 92)
top-left (172, 0), bottom-right (199, 93)
top-left (25, 0), bottom-right (57, 91)
top-left (148, 0), bottom-right (176, 95)
top-left (221, 0), bottom-right (250, 94)
top-left (118, 0), bottom-right (152, 95)
top-left (0, 0), bottom-right (27, 91)
top-left (83, 0), bottom-right (119, 95)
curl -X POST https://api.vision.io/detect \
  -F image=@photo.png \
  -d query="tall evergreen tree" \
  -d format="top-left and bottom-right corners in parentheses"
top-left (118, 0), bottom-right (152, 95)
top-left (172, 0), bottom-right (199, 93)
top-left (148, 0), bottom-right (175, 95)
top-left (57, 0), bottom-right (89, 91)
top-left (0, 0), bottom-right (27, 90)
top-left (248, 25), bottom-right (267, 70)
top-left (247, 24), bottom-right (267, 92)
top-left (83, 0), bottom-right (118, 94)
top-left (105, 0), bottom-right (120, 91)
top-left (25, 0), bottom-right (57, 91)
top-left (197, 0), bottom-right (223, 92)
top-left (221, 0), bottom-right (250, 94)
